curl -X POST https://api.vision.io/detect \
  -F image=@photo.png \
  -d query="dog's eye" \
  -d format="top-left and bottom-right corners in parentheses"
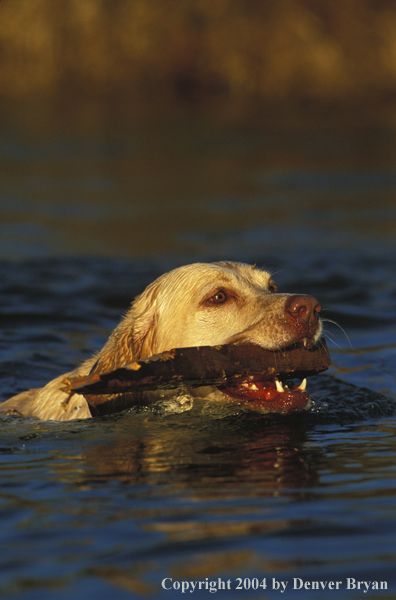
top-left (268, 280), bottom-right (277, 293)
top-left (211, 291), bottom-right (227, 304)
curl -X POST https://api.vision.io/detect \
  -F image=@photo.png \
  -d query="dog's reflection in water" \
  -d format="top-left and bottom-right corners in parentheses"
top-left (76, 408), bottom-right (320, 594)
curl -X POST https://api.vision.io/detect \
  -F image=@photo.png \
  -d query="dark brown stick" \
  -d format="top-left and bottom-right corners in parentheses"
top-left (65, 340), bottom-right (331, 411)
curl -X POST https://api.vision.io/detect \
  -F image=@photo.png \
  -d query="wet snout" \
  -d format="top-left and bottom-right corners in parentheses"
top-left (284, 295), bottom-right (321, 343)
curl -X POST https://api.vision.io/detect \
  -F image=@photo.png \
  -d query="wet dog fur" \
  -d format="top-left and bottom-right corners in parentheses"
top-left (0, 261), bottom-right (322, 420)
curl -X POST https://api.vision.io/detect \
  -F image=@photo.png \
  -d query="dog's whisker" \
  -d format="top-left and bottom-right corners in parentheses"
top-left (321, 329), bottom-right (342, 349)
top-left (321, 317), bottom-right (352, 348)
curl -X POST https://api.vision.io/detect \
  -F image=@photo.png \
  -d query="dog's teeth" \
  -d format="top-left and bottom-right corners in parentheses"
top-left (303, 337), bottom-right (308, 347)
top-left (242, 382), bottom-right (259, 391)
top-left (275, 379), bottom-right (284, 393)
top-left (298, 378), bottom-right (307, 391)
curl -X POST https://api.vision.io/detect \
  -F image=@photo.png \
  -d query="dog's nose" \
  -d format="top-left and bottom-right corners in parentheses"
top-left (285, 295), bottom-right (321, 324)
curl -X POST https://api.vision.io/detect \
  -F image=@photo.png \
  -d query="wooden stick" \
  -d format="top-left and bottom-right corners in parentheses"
top-left (65, 340), bottom-right (331, 411)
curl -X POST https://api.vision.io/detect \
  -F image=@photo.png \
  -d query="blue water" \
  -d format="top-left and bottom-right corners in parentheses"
top-left (0, 103), bottom-right (395, 599)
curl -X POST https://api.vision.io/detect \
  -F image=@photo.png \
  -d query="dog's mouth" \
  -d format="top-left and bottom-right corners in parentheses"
top-left (217, 337), bottom-right (320, 413)
top-left (219, 374), bottom-right (310, 413)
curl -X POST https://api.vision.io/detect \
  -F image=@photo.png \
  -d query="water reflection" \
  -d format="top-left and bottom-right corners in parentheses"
top-left (78, 411), bottom-right (320, 494)
top-left (10, 408), bottom-right (391, 598)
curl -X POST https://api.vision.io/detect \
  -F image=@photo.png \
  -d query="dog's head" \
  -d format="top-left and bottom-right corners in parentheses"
top-left (93, 262), bottom-right (322, 376)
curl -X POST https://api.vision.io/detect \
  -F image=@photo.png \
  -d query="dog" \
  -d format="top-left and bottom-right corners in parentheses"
top-left (0, 261), bottom-right (322, 420)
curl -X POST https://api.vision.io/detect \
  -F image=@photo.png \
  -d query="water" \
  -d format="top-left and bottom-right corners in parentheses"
top-left (0, 102), bottom-right (396, 599)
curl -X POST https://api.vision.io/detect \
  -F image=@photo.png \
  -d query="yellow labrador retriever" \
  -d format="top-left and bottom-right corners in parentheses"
top-left (0, 262), bottom-right (322, 420)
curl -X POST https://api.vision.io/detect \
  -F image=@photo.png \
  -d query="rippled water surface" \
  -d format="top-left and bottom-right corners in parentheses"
top-left (0, 103), bottom-right (396, 599)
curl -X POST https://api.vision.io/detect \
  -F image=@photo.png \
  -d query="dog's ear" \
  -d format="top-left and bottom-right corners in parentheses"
top-left (90, 284), bottom-right (159, 374)
top-left (128, 300), bottom-right (158, 361)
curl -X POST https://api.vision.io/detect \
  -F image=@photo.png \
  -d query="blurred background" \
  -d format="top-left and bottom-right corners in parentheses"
top-left (1, 0), bottom-right (396, 260)
top-left (2, 5), bottom-right (396, 600)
